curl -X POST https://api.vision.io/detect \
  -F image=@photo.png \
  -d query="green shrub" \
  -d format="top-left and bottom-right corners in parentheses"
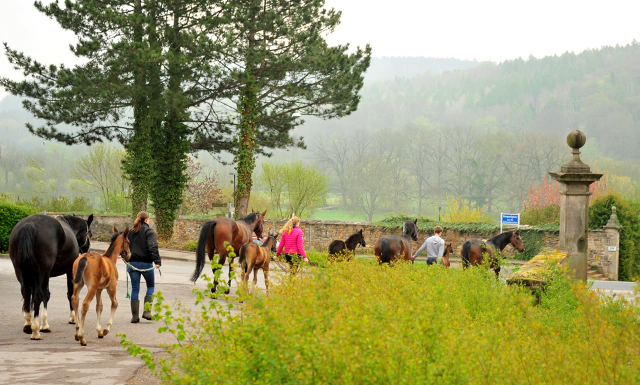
top-left (0, 203), bottom-right (37, 253)
top-left (521, 204), bottom-right (560, 225)
top-left (181, 240), bottom-right (198, 252)
top-left (589, 192), bottom-right (640, 281)
top-left (120, 260), bottom-right (640, 384)
top-left (513, 229), bottom-right (546, 261)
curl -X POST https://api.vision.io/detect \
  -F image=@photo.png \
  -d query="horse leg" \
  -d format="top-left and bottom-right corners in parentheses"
top-left (20, 283), bottom-right (32, 334)
top-left (30, 275), bottom-right (50, 340)
top-left (226, 256), bottom-right (236, 294)
top-left (252, 267), bottom-right (259, 292)
top-left (67, 271), bottom-right (76, 324)
top-left (102, 282), bottom-right (118, 337)
top-left (263, 269), bottom-right (270, 295)
top-left (79, 286), bottom-right (98, 346)
top-left (40, 287), bottom-right (51, 333)
top-left (95, 289), bottom-right (104, 338)
top-left (72, 281), bottom-right (84, 342)
top-left (212, 253), bottom-right (226, 294)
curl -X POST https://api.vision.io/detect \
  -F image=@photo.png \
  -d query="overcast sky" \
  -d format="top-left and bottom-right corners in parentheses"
top-left (1, 0), bottom-right (639, 100)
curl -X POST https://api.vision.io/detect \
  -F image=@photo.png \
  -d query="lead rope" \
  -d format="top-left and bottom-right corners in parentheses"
top-left (119, 258), bottom-right (160, 299)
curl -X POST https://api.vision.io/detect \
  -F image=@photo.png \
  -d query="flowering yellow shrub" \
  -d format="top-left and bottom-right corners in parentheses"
top-left (120, 260), bottom-right (640, 384)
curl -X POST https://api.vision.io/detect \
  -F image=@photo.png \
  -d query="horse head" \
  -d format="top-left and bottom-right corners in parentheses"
top-left (510, 230), bottom-right (525, 253)
top-left (65, 214), bottom-right (94, 254)
top-left (249, 209), bottom-right (267, 238)
top-left (267, 234), bottom-right (279, 253)
top-left (357, 229), bottom-right (366, 248)
top-left (402, 219), bottom-right (419, 241)
top-left (112, 226), bottom-right (131, 261)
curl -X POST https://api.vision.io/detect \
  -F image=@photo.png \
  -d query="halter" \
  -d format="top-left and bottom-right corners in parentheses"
top-left (78, 222), bottom-right (90, 251)
top-left (119, 233), bottom-right (130, 260)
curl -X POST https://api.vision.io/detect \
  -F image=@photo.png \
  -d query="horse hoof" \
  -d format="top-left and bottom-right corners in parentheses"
top-left (31, 336), bottom-right (41, 341)
top-left (23, 325), bottom-right (32, 334)
top-left (69, 320), bottom-right (76, 325)
top-left (223, 288), bottom-right (231, 295)
top-left (41, 328), bottom-right (51, 333)
top-left (98, 335), bottom-right (103, 339)
top-left (81, 340), bottom-right (87, 346)
top-left (75, 335), bottom-right (80, 341)
top-left (102, 330), bottom-right (109, 337)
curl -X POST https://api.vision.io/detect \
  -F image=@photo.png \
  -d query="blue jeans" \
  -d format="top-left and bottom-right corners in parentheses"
top-left (127, 261), bottom-right (155, 301)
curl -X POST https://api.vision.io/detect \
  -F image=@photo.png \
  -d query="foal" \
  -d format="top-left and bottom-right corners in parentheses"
top-left (328, 229), bottom-right (366, 261)
top-left (72, 227), bottom-right (130, 346)
top-left (441, 243), bottom-right (454, 268)
top-left (239, 235), bottom-right (278, 294)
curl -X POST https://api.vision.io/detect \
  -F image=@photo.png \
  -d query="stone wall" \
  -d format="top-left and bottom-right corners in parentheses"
top-left (76, 214), bottom-right (618, 279)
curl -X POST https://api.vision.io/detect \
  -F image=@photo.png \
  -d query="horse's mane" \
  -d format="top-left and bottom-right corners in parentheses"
top-left (239, 212), bottom-right (259, 224)
top-left (103, 232), bottom-right (120, 257)
top-left (345, 232), bottom-right (361, 242)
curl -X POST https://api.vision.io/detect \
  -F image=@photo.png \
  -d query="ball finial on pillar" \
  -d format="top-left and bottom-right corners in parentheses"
top-left (566, 130), bottom-right (586, 150)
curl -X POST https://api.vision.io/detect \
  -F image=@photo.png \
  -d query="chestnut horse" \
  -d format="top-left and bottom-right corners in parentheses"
top-left (239, 234), bottom-right (278, 294)
top-left (191, 210), bottom-right (266, 293)
top-left (375, 219), bottom-right (419, 264)
top-left (441, 243), bottom-right (454, 267)
top-left (328, 229), bottom-right (366, 261)
top-left (9, 213), bottom-right (93, 340)
top-left (461, 230), bottom-right (525, 276)
top-left (72, 227), bottom-right (130, 346)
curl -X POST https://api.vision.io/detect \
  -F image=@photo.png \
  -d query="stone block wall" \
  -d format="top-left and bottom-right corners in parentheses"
top-left (61, 213), bottom-right (619, 280)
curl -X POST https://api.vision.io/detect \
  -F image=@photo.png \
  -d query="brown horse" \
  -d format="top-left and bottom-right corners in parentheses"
top-left (71, 227), bottom-right (130, 346)
top-left (375, 219), bottom-right (419, 264)
top-left (441, 243), bottom-right (454, 268)
top-left (461, 230), bottom-right (525, 276)
top-left (328, 229), bottom-right (366, 261)
top-left (239, 234), bottom-right (278, 294)
top-left (190, 210), bottom-right (266, 293)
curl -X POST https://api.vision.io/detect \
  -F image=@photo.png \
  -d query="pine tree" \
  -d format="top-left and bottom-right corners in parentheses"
top-left (212, 0), bottom-right (371, 216)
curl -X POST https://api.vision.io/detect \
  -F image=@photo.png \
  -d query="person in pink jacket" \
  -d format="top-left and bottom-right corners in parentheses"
top-left (276, 216), bottom-right (309, 271)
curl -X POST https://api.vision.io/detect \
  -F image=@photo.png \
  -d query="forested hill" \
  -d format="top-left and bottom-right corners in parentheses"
top-left (302, 42), bottom-right (640, 161)
top-left (364, 56), bottom-right (480, 81)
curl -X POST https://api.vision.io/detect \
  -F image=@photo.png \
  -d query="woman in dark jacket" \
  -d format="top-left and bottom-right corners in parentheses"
top-left (127, 211), bottom-right (161, 323)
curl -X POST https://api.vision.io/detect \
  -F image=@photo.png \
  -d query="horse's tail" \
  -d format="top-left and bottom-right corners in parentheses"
top-left (73, 256), bottom-right (87, 284)
top-left (191, 220), bottom-right (216, 282)
top-left (239, 243), bottom-right (249, 274)
top-left (16, 223), bottom-right (39, 289)
top-left (461, 241), bottom-right (471, 268)
top-left (380, 239), bottom-right (391, 264)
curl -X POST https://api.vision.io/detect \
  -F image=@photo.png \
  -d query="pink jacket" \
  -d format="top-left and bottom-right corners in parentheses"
top-left (276, 226), bottom-right (307, 258)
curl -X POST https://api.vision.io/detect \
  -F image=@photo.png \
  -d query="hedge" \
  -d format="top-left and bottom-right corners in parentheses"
top-left (0, 203), bottom-right (37, 253)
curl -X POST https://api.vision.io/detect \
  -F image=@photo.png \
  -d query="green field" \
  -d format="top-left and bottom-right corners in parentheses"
top-left (309, 208), bottom-right (388, 222)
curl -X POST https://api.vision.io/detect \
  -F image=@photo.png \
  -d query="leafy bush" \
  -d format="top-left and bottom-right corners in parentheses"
top-left (120, 260), bottom-right (640, 384)
top-left (589, 192), bottom-right (640, 281)
top-left (375, 214), bottom-right (498, 234)
top-left (0, 203), bottom-right (37, 252)
top-left (521, 204), bottom-right (560, 225)
top-left (181, 240), bottom-right (198, 252)
top-left (443, 194), bottom-right (493, 223)
top-left (513, 229), bottom-right (546, 260)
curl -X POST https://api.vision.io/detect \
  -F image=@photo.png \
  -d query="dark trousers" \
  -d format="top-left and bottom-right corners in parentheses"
top-left (284, 254), bottom-right (301, 272)
top-left (426, 257), bottom-right (438, 266)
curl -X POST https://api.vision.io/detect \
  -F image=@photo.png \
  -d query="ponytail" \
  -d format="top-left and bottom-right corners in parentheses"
top-left (132, 211), bottom-right (150, 234)
top-left (279, 216), bottom-right (300, 235)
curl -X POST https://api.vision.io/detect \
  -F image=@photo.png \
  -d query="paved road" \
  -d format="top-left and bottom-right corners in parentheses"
top-left (0, 243), bottom-right (637, 384)
top-left (0, 246), bottom-right (275, 385)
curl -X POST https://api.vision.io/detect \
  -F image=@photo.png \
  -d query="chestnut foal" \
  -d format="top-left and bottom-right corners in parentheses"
top-left (239, 234), bottom-right (278, 294)
top-left (71, 227), bottom-right (130, 346)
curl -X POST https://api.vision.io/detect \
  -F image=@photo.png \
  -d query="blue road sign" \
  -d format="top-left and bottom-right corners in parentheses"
top-left (501, 213), bottom-right (519, 225)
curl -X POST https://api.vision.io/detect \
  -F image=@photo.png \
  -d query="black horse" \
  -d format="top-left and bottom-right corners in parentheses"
top-left (9, 214), bottom-right (93, 340)
top-left (328, 229), bottom-right (366, 260)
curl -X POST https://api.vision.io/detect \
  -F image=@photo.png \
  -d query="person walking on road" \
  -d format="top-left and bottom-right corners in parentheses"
top-left (127, 211), bottom-right (161, 323)
top-left (412, 225), bottom-right (445, 265)
top-left (276, 216), bottom-right (309, 272)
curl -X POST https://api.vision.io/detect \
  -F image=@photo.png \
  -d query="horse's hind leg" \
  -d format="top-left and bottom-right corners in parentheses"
top-left (30, 278), bottom-right (49, 340)
top-left (67, 271), bottom-right (76, 324)
top-left (263, 269), bottom-right (270, 295)
top-left (102, 283), bottom-right (118, 337)
top-left (211, 253), bottom-right (226, 293)
top-left (95, 289), bottom-right (104, 338)
top-left (72, 282), bottom-right (84, 342)
top-left (20, 282), bottom-right (32, 334)
top-left (40, 288), bottom-right (51, 333)
top-left (78, 287), bottom-right (98, 346)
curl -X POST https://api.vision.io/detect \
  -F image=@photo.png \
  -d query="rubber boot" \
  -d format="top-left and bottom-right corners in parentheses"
top-left (130, 300), bottom-right (140, 323)
top-left (142, 295), bottom-right (153, 320)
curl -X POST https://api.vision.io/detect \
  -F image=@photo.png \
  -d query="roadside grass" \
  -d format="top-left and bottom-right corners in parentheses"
top-left (120, 259), bottom-right (640, 384)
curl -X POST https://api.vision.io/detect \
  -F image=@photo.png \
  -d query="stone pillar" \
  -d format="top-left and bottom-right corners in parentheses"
top-left (549, 130), bottom-right (603, 281)
top-left (603, 206), bottom-right (621, 281)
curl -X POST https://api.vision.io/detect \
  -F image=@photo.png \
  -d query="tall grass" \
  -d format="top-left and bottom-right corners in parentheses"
top-left (121, 260), bottom-right (640, 384)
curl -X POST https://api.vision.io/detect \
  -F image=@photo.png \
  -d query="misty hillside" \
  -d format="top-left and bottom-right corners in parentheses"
top-left (301, 42), bottom-right (640, 161)
top-left (364, 56), bottom-right (480, 81)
